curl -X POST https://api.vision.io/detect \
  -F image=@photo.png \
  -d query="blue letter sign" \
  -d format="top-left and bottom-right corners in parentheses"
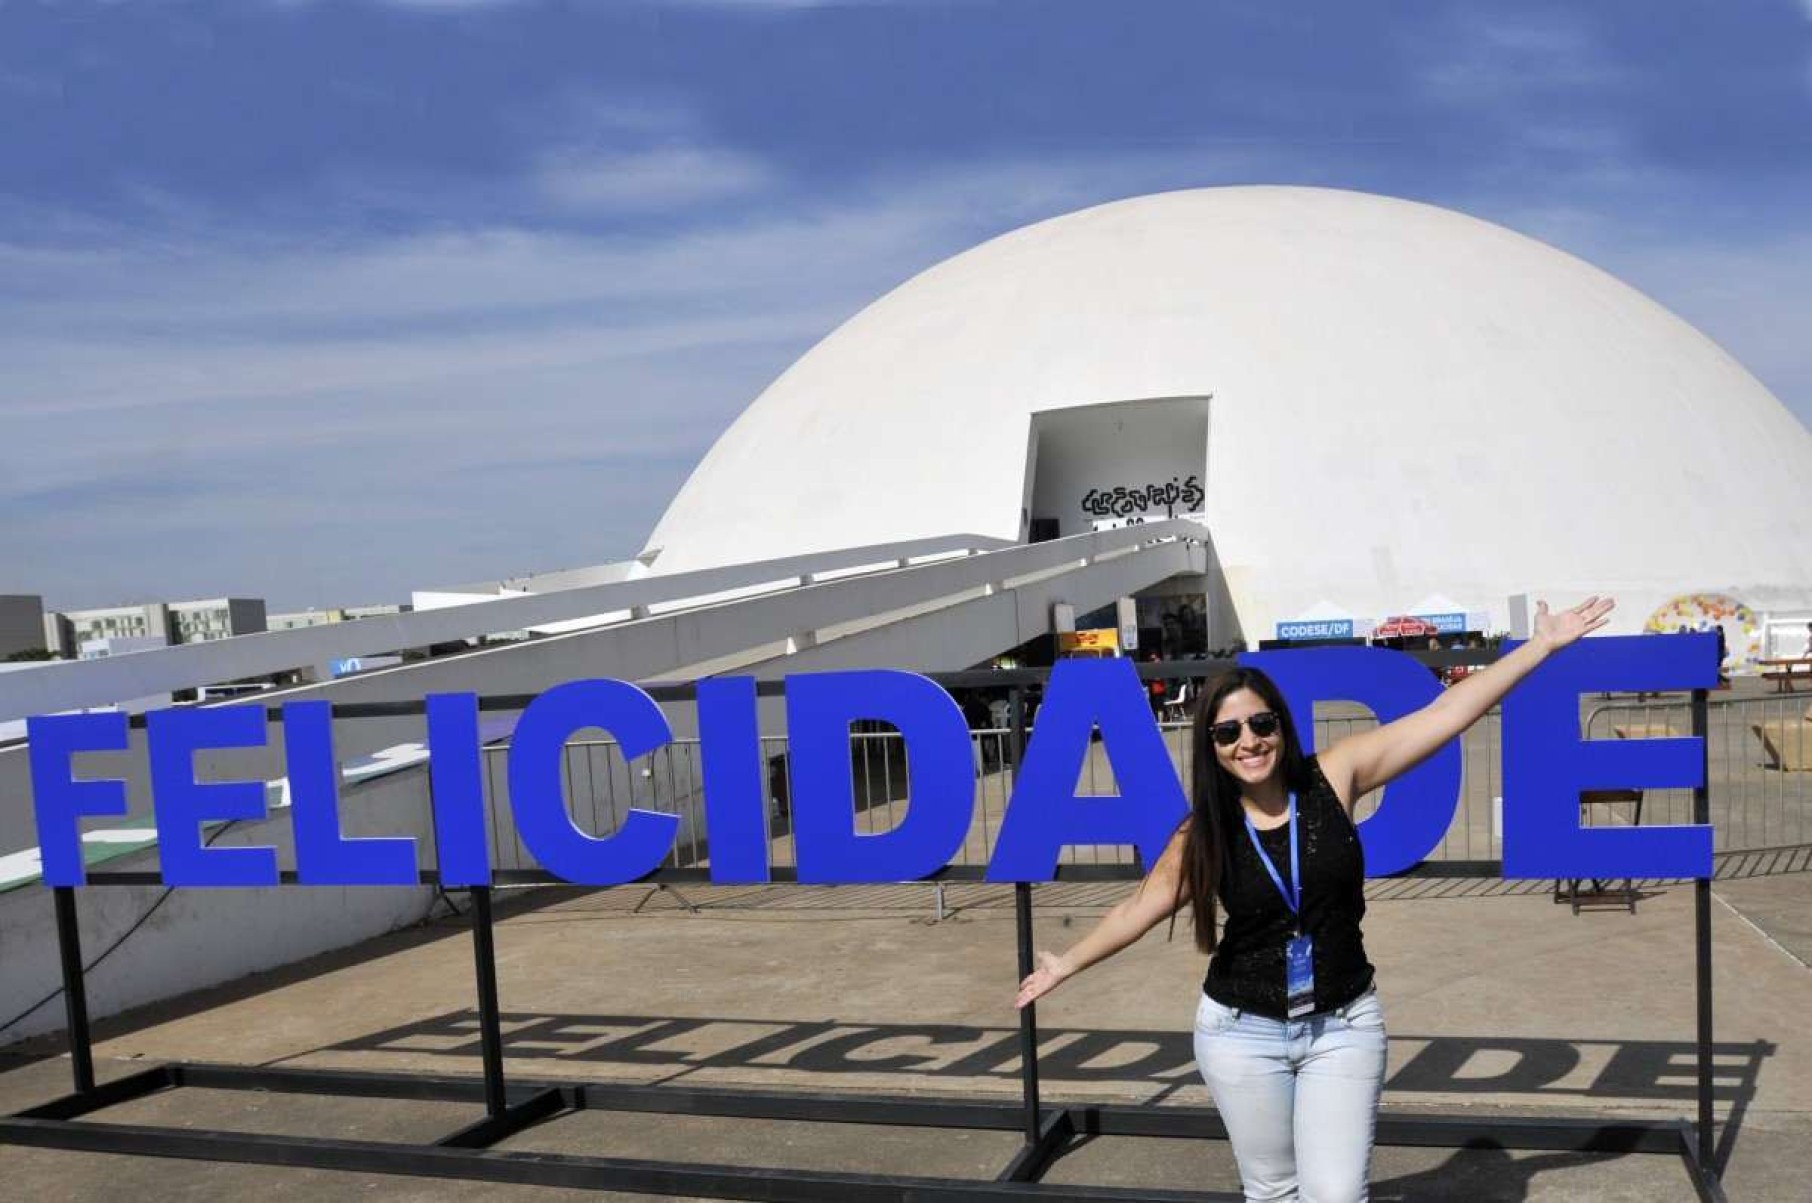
top-left (988, 658), bottom-right (1188, 880)
top-left (1240, 646), bottom-right (1461, 877)
top-left (696, 676), bottom-right (772, 884)
top-left (25, 637), bottom-right (1718, 889)
top-left (285, 701), bottom-right (419, 886)
top-left (424, 693), bottom-right (495, 887)
top-left (786, 670), bottom-right (973, 884)
top-left (146, 706), bottom-right (280, 887)
top-left (27, 711), bottom-right (130, 887)
top-left (507, 680), bottom-right (680, 885)
top-left (1500, 634), bottom-right (1716, 879)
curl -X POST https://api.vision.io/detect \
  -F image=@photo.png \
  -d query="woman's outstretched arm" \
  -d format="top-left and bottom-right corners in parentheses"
top-left (1013, 822), bottom-right (1192, 1009)
top-left (1318, 597), bottom-right (1615, 809)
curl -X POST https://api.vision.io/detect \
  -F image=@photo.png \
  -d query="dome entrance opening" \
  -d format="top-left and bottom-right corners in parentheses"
top-left (1025, 395), bottom-right (1225, 658)
top-left (1024, 395), bottom-right (1210, 541)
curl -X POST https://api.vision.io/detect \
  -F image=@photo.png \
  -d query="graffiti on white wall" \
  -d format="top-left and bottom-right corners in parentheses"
top-left (1079, 475), bottom-right (1204, 519)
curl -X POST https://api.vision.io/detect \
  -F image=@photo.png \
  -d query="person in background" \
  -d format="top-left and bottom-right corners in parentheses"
top-left (1145, 650), bottom-right (1168, 716)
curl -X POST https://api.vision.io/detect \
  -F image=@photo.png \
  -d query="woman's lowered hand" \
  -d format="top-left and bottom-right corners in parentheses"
top-left (1014, 950), bottom-right (1075, 1009)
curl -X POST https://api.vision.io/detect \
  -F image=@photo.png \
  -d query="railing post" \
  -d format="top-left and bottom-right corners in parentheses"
top-left (1691, 689), bottom-right (1715, 1170)
top-left (468, 886), bottom-right (508, 1119)
top-left (1008, 686), bottom-right (1041, 1143)
top-left (52, 886), bottom-right (95, 1095)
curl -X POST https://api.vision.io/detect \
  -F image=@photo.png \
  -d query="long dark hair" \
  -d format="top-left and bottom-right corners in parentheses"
top-left (1174, 667), bottom-right (1311, 953)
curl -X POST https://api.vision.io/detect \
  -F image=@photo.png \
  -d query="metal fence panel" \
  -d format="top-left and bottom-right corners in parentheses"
top-left (1587, 695), bottom-right (1812, 853)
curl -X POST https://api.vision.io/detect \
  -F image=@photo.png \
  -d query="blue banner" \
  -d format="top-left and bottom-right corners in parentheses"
top-left (1276, 619), bottom-right (1355, 641)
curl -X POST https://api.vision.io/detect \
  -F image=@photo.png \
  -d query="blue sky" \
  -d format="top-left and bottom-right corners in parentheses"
top-left (3, 0), bottom-right (1810, 611)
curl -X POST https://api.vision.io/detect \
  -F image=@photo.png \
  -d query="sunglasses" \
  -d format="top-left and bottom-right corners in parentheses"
top-left (1209, 711), bottom-right (1282, 747)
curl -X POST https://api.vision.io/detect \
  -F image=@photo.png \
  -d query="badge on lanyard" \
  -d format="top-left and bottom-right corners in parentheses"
top-left (1245, 794), bottom-right (1315, 1019)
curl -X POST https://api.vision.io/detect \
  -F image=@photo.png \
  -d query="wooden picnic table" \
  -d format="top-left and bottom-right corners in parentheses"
top-left (1758, 657), bottom-right (1812, 693)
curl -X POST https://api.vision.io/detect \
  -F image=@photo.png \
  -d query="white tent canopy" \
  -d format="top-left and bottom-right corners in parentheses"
top-left (1275, 599), bottom-right (1374, 641)
top-left (1285, 598), bottom-right (1365, 622)
top-left (1404, 593), bottom-right (1470, 617)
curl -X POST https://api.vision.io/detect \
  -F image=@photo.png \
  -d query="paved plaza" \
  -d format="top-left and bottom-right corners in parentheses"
top-left (3, 858), bottom-right (1810, 1200)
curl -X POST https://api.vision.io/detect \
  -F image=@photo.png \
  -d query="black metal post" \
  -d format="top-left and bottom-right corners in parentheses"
top-left (52, 887), bottom-right (95, 1095)
top-left (1691, 689), bottom-right (1715, 1170)
top-left (1013, 882), bottom-right (1041, 1143)
top-left (1007, 687), bottom-right (1041, 1143)
top-left (468, 886), bottom-right (508, 1119)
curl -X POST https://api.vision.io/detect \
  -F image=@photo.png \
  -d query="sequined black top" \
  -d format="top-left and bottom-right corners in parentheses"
top-left (1203, 755), bottom-right (1374, 1019)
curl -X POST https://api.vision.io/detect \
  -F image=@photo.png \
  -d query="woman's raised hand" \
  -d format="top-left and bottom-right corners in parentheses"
top-left (1014, 950), bottom-right (1074, 1009)
top-left (1534, 596), bottom-right (1615, 651)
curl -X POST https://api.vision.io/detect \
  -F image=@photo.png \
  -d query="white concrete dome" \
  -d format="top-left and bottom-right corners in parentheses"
top-left (642, 186), bottom-right (1812, 638)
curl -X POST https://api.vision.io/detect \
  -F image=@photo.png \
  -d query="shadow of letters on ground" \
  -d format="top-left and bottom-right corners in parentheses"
top-left (331, 1011), bottom-right (1769, 1102)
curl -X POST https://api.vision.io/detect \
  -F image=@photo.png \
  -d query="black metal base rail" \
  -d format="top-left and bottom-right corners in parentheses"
top-left (0, 1061), bottom-right (1720, 1203)
top-left (70, 859), bottom-right (1517, 887)
top-left (0, 688), bottom-right (1727, 1201)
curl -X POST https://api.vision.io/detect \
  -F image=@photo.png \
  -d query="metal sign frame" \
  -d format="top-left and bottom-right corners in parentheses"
top-left (0, 666), bottom-right (1726, 1202)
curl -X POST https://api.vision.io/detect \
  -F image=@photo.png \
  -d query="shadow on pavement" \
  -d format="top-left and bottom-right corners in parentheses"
top-left (1371, 1138), bottom-right (1630, 1201)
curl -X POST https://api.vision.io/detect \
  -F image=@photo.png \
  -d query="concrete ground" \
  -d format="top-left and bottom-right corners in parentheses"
top-left (4, 864), bottom-right (1809, 1201)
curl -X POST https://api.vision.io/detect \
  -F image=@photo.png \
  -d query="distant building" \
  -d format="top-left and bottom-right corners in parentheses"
top-left (43, 597), bottom-right (267, 658)
top-left (345, 602), bottom-right (409, 620)
top-left (48, 603), bottom-right (170, 657)
top-left (0, 596), bottom-right (46, 658)
top-left (170, 598), bottom-right (266, 644)
top-left (268, 603), bottom-right (408, 632)
top-left (267, 609), bottom-right (337, 632)
top-left (42, 613), bottom-right (68, 657)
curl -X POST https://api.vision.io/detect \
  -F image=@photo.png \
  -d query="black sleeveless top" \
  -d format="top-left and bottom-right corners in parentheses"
top-left (1203, 755), bottom-right (1374, 1018)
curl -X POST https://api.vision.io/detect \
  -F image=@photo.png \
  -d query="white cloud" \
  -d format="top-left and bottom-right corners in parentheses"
top-left (0, 155), bottom-right (1123, 602)
top-left (348, 1), bottom-right (529, 9)
top-left (536, 145), bottom-right (777, 212)
top-left (356, 0), bottom-right (908, 9)
top-left (0, 144), bottom-right (1279, 367)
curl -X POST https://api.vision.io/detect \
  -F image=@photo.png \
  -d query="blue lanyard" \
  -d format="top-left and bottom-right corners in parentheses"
top-left (1242, 793), bottom-right (1301, 918)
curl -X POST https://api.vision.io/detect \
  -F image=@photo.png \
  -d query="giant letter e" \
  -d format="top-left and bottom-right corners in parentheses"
top-left (1500, 633), bottom-right (1716, 879)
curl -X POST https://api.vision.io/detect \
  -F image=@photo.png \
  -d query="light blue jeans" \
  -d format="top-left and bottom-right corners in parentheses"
top-left (1193, 988), bottom-right (1387, 1203)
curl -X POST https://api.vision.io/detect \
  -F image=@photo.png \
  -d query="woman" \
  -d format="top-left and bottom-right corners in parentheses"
top-left (1014, 597), bottom-right (1614, 1201)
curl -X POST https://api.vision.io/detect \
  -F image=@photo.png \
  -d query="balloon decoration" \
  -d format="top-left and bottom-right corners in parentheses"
top-left (1643, 594), bottom-right (1760, 670)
